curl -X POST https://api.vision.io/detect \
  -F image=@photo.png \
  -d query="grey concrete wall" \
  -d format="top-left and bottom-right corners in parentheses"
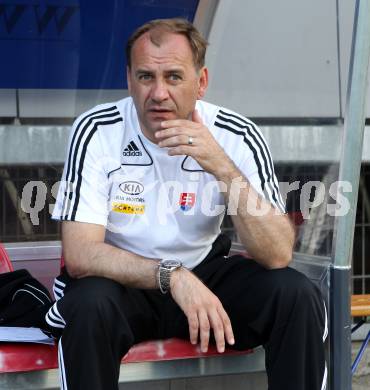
top-left (205, 0), bottom-right (368, 119)
top-left (206, 0), bottom-right (341, 117)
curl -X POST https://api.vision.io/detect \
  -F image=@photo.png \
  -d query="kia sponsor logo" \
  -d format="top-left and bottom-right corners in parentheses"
top-left (119, 181), bottom-right (144, 195)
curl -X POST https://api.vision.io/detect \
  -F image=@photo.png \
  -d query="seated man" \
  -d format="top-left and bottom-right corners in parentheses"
top-left (47, 18), bottom-right (327, 390)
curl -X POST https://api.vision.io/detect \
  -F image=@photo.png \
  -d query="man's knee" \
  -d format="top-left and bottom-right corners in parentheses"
top-left (267, 267), bottom-right (325, 324)
top-left (271, 267), bottom-right (317, 294)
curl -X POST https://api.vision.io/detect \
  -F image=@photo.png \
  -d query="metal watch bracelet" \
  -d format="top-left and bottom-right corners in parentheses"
top-left (157, 259), bottom-right (182, 294)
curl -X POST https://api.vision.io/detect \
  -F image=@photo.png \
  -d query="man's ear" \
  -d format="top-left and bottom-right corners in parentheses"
top-left (126, 67), bottom-right (131, 94)
top-left (197, 67), bottom-right (208, 99)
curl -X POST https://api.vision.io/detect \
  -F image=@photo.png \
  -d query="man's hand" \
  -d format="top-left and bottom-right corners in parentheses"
top-left (170, 267), bottom-right (235, 353)
top-left (155, 110), bottom-right (234, 176)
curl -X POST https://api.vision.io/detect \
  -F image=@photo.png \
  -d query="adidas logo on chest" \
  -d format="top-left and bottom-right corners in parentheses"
top-left (123, 140), bottom-right (142, 156)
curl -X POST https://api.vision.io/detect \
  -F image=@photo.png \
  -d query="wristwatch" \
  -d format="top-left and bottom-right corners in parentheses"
top-left (158, 259), bottom-right (182, 294)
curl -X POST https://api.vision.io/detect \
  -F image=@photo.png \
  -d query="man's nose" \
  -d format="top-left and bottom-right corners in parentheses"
top-left (150, 80), bottom-right (169, 102)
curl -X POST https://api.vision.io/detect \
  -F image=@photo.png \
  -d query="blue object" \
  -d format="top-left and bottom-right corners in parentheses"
top-left (351, 322), bottom-right (370, 374)
top-left (0, 0), bottom-right (199, 89)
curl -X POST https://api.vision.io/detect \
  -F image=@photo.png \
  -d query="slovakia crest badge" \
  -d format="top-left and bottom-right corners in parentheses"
top-left (179, 193), bottom-right (196, 211)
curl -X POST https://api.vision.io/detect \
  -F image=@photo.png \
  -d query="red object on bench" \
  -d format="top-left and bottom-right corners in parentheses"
top-left (0, 243), bottom-right (13, 273)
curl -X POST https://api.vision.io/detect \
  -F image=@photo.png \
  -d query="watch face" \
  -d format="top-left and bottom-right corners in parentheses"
top-left (162, 260), bottom-right (181, 268)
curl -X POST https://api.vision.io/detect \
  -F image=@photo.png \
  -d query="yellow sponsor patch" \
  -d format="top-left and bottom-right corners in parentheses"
top-left (112, 202), bottom-right (145, 215)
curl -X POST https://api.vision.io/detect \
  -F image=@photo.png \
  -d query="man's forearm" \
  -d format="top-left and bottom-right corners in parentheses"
top-left (63, 239), bottom-right (159, 289)
top-left (230, 209), bottom-right (295, 268)
top-left (214, 160), bottom-right (295, 268)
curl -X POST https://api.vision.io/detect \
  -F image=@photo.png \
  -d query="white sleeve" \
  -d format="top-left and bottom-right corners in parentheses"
top-left (52, 105), bottom-right (122, 225)
top-left (236, 124), bottom-right (286, 213)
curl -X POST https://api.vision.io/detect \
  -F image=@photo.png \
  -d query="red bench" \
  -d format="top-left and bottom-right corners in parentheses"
top-left (0, 243), bottom-right (261, 389)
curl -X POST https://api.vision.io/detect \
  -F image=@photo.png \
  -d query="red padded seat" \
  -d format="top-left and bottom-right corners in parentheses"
top-left (0, 339), bottom-right (251, 373)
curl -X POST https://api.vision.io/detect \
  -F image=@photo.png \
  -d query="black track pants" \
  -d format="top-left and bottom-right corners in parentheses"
top-left (46, 254), bottom-right (327, 390)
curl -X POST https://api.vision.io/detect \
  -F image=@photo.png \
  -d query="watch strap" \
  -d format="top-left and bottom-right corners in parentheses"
top-left (158, 260), bottom-right (182, 294)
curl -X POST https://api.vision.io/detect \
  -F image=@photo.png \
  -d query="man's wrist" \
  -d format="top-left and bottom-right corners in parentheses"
top-left (212, 158), bottom-right (239, 183)
top-left (169, 265), bottom-right (184, 291)
top-left (157, 259), bottom-right (182, 294)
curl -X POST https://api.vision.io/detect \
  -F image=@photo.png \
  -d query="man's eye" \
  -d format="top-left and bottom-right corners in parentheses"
top-left (168, 74), bottom-right (182, 81)
top-left (138, 74), bottom-right (152, 81)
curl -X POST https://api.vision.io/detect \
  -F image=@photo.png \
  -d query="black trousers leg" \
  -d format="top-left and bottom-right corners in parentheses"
top-left (166, 255), bottom-right (327, 390)
top-left (46, 275), bottom-right (162, 390)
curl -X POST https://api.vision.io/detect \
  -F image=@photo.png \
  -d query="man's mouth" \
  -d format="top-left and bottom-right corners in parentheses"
top-left (148, 107), bottom-right (173, 113)
top-left (146, 108), bottom-right (175, 121)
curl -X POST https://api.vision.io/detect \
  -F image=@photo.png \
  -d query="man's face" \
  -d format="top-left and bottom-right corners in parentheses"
top-left (127, 31), bottom-right (208, 141)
